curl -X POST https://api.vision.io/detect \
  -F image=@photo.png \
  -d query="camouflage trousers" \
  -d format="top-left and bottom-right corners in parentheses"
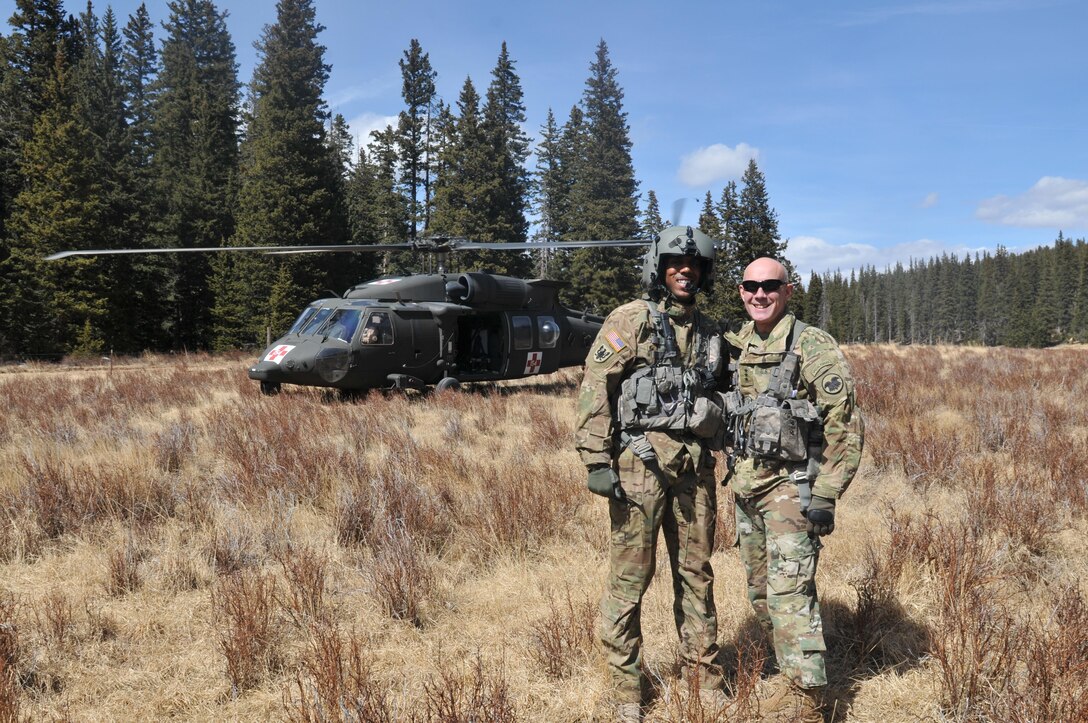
top-left (735, 479), bottom-right (827, 688)
top-left (600, 449), bottom-right (721, 704)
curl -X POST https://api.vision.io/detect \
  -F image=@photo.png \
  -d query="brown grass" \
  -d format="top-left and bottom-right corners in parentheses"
top-left (0, 346), bottom-right (1086, 720)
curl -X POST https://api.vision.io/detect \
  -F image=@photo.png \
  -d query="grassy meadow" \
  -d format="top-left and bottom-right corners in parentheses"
top-left (0, 345), bottom-right (1086, 721)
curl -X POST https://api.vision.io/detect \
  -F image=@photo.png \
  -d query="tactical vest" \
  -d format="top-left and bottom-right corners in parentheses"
top-left (615, 301), bottom-right (722, 437)
top-left (725, 320), bottom-right (821, 462)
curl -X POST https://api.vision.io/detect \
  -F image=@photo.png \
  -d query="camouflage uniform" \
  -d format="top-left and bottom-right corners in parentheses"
top-left (575, 298), bottom-right (723, 705)
top-left (725, 313), bottom-right (863, 689)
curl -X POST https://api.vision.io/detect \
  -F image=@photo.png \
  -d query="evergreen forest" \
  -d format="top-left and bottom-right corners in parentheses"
top-left (0, 0), bottom-right (1082, 359)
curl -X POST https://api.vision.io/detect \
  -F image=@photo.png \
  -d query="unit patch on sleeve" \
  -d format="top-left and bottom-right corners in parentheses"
top-left (592, 344), bottom-right (613, 363)
top-left (604, 329), bottom-right (627, 352)
top-left (822, 374), bottom-right (844, 395)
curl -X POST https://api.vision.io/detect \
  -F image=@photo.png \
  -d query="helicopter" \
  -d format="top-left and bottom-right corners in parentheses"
top-left (47, 235), bottom-right (654, 395)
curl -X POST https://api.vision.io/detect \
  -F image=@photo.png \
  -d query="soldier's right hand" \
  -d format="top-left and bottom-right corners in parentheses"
top-left (587, 465), bottom-right (626, 501)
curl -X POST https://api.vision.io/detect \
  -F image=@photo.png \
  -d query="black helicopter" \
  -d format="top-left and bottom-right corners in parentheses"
top-left (47, 236), bottom-right (650, 395)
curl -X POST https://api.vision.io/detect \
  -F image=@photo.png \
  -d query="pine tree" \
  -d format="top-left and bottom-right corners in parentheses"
top-left (734, 159), bottom-right (786, 266)
top-left (429, 76), bottom-right (492, 271)
top-left (697, 190), bottom-right (722, 239)
top-left (365, 125), bottom-right (411, 273)
top-left (473, 42), bottom-right (531, 276)
top-left (531, 107), bottom-right (569, 278)
top-left (4, 49), bottom-right (108, 356)
top-left (213, 0), bottom-right (348, 349)
top-left (151, 0), bottom-right (240, 350)
top-left (397, 39), bottom-right (436, 238)
top-left (639, 190), bottom-right (665, 239)
top-left (563, 40), bottom-right (639, 313)
top-left (709, 180), bottom-right (744, 323)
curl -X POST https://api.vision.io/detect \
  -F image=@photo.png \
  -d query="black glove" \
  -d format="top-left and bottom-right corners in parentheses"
top-left (587, 465), bottom-right (626, 501)
top-left (806, 495), bottom-right (836, 536)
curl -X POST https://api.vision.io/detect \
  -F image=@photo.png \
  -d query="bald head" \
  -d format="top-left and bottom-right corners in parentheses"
top-left (742, 257), bottom-right (788, 282)
top-left (739, 256), bottom-right (793, 334)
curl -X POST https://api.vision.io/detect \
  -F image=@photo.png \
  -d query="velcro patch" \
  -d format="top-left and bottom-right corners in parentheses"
top-left (592, 344), bottom-right (613, 363)
top-left (822, 374), bottom-right (844, 395)
top-left (605, 329), bottom-right (627, 352)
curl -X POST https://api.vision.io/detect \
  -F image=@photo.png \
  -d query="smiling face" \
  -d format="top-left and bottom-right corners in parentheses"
top-left (740, 257), bottom-right (793, 334)
top-left (663, 254), bottom-right (702, 303)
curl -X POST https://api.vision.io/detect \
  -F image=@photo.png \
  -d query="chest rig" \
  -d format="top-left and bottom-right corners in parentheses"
top-left (725, 321), bottom-right (821, 463)
top-left (614, 301), bottom-right (722, 439)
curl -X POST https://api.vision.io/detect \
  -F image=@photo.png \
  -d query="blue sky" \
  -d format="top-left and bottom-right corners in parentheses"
top-left (5, 0), bottom-right (1087, 280)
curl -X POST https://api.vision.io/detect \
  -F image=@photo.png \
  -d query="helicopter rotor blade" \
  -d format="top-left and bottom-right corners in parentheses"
top-left (45, 237), bottom-right (650, 261)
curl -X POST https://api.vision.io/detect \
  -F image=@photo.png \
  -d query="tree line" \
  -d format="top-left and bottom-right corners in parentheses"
top-left (797, 234), bottom-right (1088, 348)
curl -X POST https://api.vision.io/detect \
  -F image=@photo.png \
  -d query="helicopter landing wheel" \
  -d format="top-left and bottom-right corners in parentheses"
top-left (260, 381), bottom-right (281, 396)
top-left (436, 376), bottom-right (461, 393)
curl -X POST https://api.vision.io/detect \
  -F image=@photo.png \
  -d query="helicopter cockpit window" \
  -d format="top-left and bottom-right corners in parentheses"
top-left (512, 315), bottom-right (532, 351)
top-left (288, 306), bottom-right (319, 335)
top-left (300, 307), bottom-right (334, 335)
top-left (360, 312), bottom-right (393, 345)
top-left (320, 309), bottom-right (361, 343)
top-left (537, 316), bottom-right (559, 349)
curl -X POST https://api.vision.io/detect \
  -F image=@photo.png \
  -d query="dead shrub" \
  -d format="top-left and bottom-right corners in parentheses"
top-left (998, 585), bottom-right (1088, 722)
top-left (276, 544), bottom-right (328, 626)
top-left (105, 535), bottom-right (144, 597)
top-left (928, 522), bottom-right (1021, 719)
top-left (34, 591), bottom-right (74, 648)
top-left (459, 461), bottom-right (580, 556)
top-left (421, 652), bottom-right (516, 723)
top-left (209, 520), bottom-right (261, 575)
top-left (527, 588), bottom-right (597, 680)
top-left (335, 465), bottom-right (452, 554)
top-left (284, 622), bottom-right (393, 723)
top-left (0, 595), bottom-right (22, 720)
top-left (713, 487), bottom-right (736, 553)
top-left (151, 418), bottom-right (196, 474)
top-left (365, 520), bottom-right (433, 626)
top-left (213, 570), bottom-right (284, 695)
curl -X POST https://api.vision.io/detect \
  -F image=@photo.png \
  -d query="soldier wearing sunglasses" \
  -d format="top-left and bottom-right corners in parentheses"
top-left (722, 257), bottom-right (864, 721)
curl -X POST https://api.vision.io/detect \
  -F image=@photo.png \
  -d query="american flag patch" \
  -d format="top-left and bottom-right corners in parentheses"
top-left (605, 329), bottom-right (627, 352)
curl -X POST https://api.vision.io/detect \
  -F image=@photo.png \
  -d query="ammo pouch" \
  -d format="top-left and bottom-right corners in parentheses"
top-left (745, 395), bottom-right (819, 462)
top-left (688, 392), bottom-right (728, 449)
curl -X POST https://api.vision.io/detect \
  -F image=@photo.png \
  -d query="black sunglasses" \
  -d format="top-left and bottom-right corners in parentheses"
top-left (740, 279), bottom-right (787, 293)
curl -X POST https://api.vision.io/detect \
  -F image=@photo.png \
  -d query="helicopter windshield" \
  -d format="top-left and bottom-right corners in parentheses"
top-left (319, 309), bottom-right (361, 343)
top-left (300, 307), bottom-right (334, 335)
top-left (288, 306), bottom-right (319, 335)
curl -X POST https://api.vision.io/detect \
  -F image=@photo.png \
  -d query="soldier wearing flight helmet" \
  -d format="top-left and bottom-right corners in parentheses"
top-left (574, 226), bottom-right (729, 721)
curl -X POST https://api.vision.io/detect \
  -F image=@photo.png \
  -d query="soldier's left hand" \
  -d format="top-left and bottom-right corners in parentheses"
top-left (806, 496), bottom-right (836, 536)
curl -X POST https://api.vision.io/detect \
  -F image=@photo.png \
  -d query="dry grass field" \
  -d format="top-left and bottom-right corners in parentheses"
top-left (0, 345), bottom-right (1086, 721)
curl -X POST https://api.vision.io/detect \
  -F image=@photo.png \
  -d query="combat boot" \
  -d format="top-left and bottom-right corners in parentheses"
top-left (613, 702), bottom-right (642, 723)
top-left (759, 675), bottom-right (824, 722)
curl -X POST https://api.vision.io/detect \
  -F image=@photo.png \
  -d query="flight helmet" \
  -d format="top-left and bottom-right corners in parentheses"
top-left (641, 225), bottom-right (717, 299)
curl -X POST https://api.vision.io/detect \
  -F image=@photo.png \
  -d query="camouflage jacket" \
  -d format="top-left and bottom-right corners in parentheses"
top-left (724, 313), bottom-right (864, 500)
top-left (574, 297), bottom-right (721, 476)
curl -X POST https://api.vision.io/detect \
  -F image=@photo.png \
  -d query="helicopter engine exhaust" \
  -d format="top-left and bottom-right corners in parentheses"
top-left (446, 272), bottom-right (530, 307)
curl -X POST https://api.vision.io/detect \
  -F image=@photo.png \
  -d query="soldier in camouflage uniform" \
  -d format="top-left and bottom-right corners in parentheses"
top-left (723, 257), bottom-right (864, 722)
top-left (575, 227), bottom-right (728, 722)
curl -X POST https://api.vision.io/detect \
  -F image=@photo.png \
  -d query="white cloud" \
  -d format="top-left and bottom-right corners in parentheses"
top-left (920, 192), bottom-right (939, 208)
top-left (677, 143), bottom-right (759, 187)
top-left (976, 176), bottom-right (1088, 229)
top-left (347, 112), bottom-right (400, 148)
top-left (787, 235), bottom-right (986, 281)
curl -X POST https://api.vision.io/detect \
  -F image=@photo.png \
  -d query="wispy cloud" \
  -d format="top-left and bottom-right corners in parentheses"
top-left (788, 235), bottom-right (990, 281)
top-left (677, 143), bottom-right (759, 187)
top-left (920, 192), bottom-right (939, 208)
top-left (976, 176), bottom-right (1088, 228)
top-left (838, 0), bottom-right (1032, 26)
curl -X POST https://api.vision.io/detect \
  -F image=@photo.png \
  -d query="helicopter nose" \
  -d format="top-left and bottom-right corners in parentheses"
top-left (248, 360), bottom-right (284, 382)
